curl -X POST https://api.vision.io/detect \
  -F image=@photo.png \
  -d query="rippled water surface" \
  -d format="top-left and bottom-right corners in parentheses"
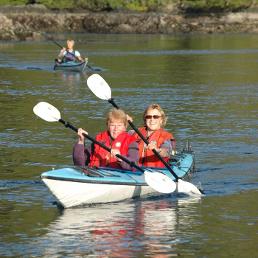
top-left (0, 33), bottom-right (257, 257)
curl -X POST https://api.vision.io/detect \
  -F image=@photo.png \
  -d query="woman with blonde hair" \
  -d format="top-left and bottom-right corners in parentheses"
top-left (73, 108), bottom-right (139, 170)
top-left (132, 104), bottom-right (175, 168)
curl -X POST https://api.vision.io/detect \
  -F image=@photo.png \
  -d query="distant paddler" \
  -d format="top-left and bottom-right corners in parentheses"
top-left (56, 39), bottom-right (87, 63)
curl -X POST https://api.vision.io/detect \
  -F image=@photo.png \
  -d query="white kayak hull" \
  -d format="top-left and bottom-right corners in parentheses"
top-left (41, 150), bottom-right (195, 208)
top-left (42, 177), bottom-right (155, 208)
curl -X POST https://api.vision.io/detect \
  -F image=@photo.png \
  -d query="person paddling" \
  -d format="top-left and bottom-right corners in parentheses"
top-left (131, 104), bottom-right (176, 168)
top-left (57, 39), bottom-right (85, 63)
top-left (73, 108), bottom-right (139, 170)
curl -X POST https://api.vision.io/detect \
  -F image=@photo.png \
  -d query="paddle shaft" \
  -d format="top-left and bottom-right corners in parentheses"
top-left (108, 98), bottom-right (180, 180)
top-left (53, 40), bottom-right (63, 49)
top-left (58, 118), bottom-right (144, 172)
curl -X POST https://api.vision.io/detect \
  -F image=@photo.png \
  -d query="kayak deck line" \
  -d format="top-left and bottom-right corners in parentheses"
top-left (41, 174), bottom-right (146, 186)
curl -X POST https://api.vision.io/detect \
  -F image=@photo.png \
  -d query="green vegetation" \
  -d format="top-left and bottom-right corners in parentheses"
top-left (179, 0), bottom-right (254, 13)
top-left (0, 0), bottom-right (172, 11)
top-left (0, 0), bottom-right (256, 12)
top-left (0, 0), bottom-right (27, 5)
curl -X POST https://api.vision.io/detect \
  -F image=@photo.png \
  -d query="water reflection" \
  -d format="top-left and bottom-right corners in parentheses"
top-left (54, 70), bottom-right (89, 86)
top-left (33, 197), bottom-right (201, 257)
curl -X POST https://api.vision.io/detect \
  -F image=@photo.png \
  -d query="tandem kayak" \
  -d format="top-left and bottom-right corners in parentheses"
top-left (53, 59), bottom-right (88, 72)
top-left (41, 148), bottom-right (195, 208)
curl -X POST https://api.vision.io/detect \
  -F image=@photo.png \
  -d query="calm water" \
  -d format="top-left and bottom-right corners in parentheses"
top-left (0, 33), bottom-right (257, 257)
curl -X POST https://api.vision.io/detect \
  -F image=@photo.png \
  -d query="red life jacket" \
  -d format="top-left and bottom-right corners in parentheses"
top-left (133, 127), bottom-right (174, 168)
top-left (89, 131), bottom-right (137, 169)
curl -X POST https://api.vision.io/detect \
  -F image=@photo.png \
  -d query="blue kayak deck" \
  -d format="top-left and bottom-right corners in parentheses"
top-left (41, 152), bottom-right (194, 185)
top-left (53, 60), bottom-right (87, 72)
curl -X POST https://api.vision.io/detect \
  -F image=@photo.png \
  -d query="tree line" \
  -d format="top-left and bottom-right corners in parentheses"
top-left (0, 0), bottom-right (256, 13)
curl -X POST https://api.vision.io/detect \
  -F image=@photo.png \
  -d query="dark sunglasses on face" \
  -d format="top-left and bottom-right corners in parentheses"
top-left (145, 115), bottom-right (161, 120)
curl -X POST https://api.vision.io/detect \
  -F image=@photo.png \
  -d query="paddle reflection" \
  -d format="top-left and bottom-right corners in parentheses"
top-left (38, 197), bottom-right (201, 257)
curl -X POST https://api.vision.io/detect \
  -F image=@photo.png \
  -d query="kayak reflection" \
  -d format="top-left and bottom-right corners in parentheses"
top-left (36, 197), bottom-right (201, 257)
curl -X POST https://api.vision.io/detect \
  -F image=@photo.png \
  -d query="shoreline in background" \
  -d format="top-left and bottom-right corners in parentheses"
top-left (1, 5), bottom-right (258, 41)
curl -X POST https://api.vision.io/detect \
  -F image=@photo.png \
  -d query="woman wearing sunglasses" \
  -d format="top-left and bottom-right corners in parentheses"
top-left (133, 104), bottom-right (176, 168)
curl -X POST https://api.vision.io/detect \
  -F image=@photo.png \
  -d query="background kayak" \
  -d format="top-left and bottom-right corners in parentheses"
top-left (53, 60), bottom-right (88, 72)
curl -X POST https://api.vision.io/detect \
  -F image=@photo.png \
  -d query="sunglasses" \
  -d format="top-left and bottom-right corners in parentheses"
top-left (145, 115), bottom-right (161, 120)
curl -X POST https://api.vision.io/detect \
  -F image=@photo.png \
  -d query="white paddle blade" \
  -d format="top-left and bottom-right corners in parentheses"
top-left (33, 102), bottom-right (61, 122)
top-left (87, 74), bottom-right (111, 100)
top-left (144, 171), bottom-right (176, 194)
top-left (177, 179), bottom-right (203, 196)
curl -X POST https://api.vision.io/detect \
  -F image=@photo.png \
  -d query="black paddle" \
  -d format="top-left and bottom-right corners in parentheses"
top-left (33, 101), bottom-right (177, 194)
top-left (87, 74), bottom-right (204, 195)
